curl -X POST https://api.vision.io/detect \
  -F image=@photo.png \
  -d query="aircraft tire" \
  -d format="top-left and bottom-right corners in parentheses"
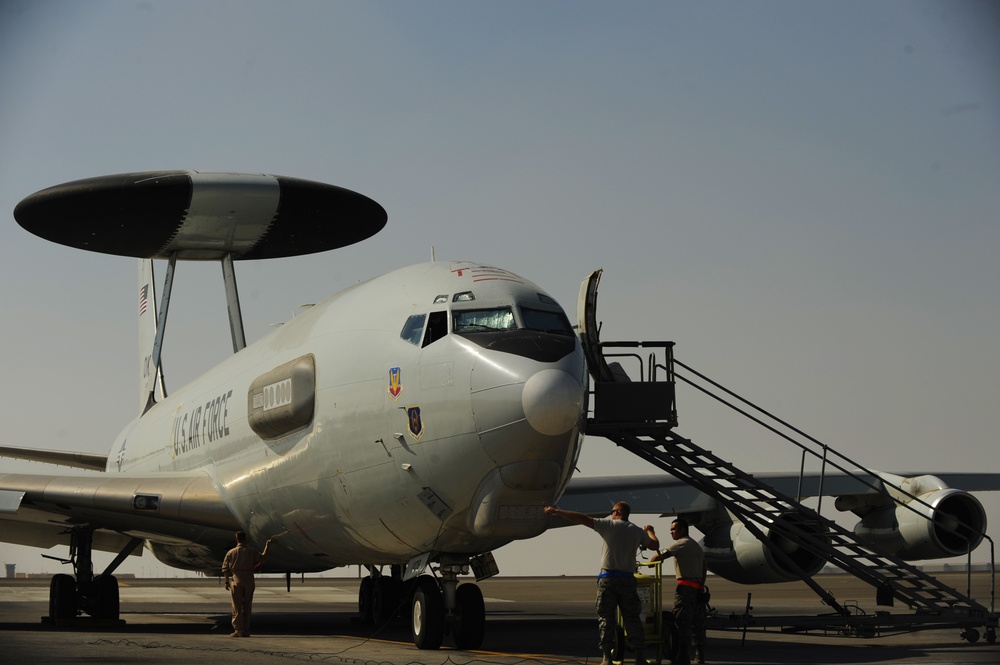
top-left (49, 574), bottom-right (76, 625)
top-left (358, 575), bottom-right (374, 623)
top-left (93, 574), bottom-right (120, 620)
top-left (411, 576), bottom-right (444, 650)
top-left (453, 583), bottom-right (486, 650)
top-left (372, 576), bottom-right (398, 624)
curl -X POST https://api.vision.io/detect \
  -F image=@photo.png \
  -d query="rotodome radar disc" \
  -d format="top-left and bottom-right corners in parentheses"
top-left (14, 170), bottom-right (387, 260)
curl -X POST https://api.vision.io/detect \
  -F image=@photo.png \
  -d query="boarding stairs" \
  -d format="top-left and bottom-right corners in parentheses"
top-left (576, 270), bottom-right (995, 636)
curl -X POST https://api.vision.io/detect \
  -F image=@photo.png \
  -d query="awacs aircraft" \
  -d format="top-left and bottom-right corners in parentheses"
top-left (0, 172), bottom-right (996, 650)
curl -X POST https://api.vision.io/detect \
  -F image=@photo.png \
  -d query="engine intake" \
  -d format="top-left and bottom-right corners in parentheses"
top-left (852, 487), bottom-right (986, 560)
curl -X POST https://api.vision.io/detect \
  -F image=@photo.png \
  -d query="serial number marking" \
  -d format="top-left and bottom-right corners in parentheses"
top-left (260, 378), bottom-right (292, 411)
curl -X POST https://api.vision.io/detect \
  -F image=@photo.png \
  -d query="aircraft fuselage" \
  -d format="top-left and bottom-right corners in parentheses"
top-left (113, 261), bottom-right (587, 572)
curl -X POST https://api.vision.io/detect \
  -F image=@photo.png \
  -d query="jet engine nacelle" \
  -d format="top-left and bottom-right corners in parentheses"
top-left (846, 482), bottom-right (987, 560)
top-left (702, 514), bottom-right (828, 584)
top-left (147, 540), bottom-right (225, 574)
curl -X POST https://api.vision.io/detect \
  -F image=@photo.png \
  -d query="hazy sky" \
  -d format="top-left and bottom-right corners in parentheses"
top-left (1, 1), bottom-right (997, 580)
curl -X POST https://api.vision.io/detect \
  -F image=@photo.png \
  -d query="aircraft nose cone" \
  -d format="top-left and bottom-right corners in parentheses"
top-left (469, 341), bottom-right (586, 469)
top-left (522, 369), bottom-right (585, 436)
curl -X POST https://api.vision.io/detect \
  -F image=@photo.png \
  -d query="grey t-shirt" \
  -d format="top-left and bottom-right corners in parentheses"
top-left (592, 517), bottom-right (655, 573)
top-left (660, 536), bottom-right (705, 580)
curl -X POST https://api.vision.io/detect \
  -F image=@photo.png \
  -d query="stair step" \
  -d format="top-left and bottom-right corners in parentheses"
top-left (609, 431), bottom-right (986, 615)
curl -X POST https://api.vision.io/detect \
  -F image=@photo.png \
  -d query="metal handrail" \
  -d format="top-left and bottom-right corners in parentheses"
top-left (595, 340), bottom-right (675, 386)
top-left (672, 356), bottom-right (996, 608)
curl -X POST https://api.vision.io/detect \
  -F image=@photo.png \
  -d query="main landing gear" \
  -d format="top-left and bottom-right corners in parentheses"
top-left (44, 526), bottom-right (142, 626)
top-left (357, 561), bottom-right (488, 650)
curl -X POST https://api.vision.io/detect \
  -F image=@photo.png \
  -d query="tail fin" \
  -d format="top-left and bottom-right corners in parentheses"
top-left (138, 259), bottom-right (165, 412)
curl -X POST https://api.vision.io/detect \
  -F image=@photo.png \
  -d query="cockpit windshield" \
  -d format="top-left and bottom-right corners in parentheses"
top-left (521, 307), bottom-right (573, 336)
top-left (453, 307), bottom-right (516, 333)
top-left (406, 303), bottom-right (573, 347)
top-left (452, 305), bottom-right (573, 336)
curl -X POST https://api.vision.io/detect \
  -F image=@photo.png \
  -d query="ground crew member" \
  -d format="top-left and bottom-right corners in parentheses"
top-left (656, 518), bottom-right (706, 665)
top-left (221, 530), bottom-right (273, 637)
top-left (545, 501), bottom-right (659, 665)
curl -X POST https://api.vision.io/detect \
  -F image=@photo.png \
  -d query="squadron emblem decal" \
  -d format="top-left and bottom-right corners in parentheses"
top-left (407, 406), bottom-right (424, 441)
top-left (388, 366), bottom-right (402, 401)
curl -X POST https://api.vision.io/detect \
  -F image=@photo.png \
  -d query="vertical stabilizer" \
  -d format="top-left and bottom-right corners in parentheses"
top-left (138, 259), bottom-right (165, 412)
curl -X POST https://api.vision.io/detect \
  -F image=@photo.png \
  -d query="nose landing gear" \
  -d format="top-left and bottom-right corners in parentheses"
top-left (411, 564), bottom-right (486, 650)
top-left (358, 555), bottom-right (492, 650)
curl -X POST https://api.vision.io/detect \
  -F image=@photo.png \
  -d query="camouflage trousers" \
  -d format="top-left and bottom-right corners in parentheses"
top-left (596, 576), bottom-right (645, 656)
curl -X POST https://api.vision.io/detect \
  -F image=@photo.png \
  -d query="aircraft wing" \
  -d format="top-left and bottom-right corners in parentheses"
top-left (0, 444), bottom-right (108, 471)
top-left (560, 472), bottom-right (1000, 517)
top-left (0, 470), bottom-right (240, 556)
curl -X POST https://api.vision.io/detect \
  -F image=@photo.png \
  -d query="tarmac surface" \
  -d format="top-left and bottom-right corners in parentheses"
top-left (1, 572), bottom-right (998, 664)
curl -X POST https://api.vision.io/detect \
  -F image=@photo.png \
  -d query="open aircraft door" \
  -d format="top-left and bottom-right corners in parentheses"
top-left (577, 269), bottom-right (614, 383)
top-left (577, 269), bottom-right (677, 426)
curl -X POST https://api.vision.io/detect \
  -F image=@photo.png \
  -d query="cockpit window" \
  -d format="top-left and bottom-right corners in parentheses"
top-left (521, 307), bottom-right (574, 336)
top-left (423, 311), bottom-right (449, 347)
top-left (400, 314), bottom-right (426, 346)
top-left (453, 307), bottom-right (515, 333)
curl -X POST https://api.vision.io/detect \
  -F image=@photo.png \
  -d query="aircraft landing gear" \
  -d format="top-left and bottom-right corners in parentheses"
top-left (453, 581), bottom-right (486, 649)
top-left (359, 556), bottom-right (492, 650)
top-left (358, 565), bottom-right (404, 624)
top-left (411, 575), bottom-right (445, 649)
top-left (48, 574), bottom-right (76, 624)
top-left (411, 563), bottom-right (486, 651)
top-left (44, 526), bottom-right (141, 625)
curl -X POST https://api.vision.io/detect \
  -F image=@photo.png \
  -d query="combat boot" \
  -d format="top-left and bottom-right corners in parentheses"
top-left (692, 647), bottom-right (705, 664)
